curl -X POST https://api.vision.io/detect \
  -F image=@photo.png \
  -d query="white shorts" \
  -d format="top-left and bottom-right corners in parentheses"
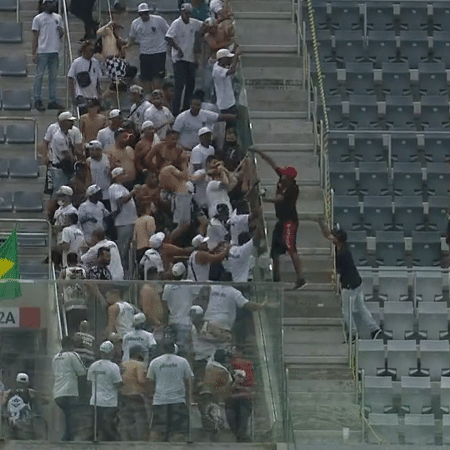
top-left (173, 192), bottom-right (192, 225)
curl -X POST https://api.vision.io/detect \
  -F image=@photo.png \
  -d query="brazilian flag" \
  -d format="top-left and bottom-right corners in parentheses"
top-left (0, 230), bottom-right (21, 300)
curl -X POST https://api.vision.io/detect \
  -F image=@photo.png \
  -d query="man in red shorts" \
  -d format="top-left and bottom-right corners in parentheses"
top-left (256, 149), bottom-right (306, 289)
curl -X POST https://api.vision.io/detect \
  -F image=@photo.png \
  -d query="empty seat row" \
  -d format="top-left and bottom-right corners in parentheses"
top-left (0, 22), bottom-right (21, 43)
top-left (0, 158), bottom-right (38, 178)
top-left (358, 339), bottom-right (450, 380)
top-left (0, 55), bottom-right (26, 76)
top-left (0, 122), bottom-right (35, 144)
top-left (19, 262), bottom-right (49, 279)
top-left (0, 89), bottom-right (31, 110)
top-left (0, 191), bottom-right (43, 212)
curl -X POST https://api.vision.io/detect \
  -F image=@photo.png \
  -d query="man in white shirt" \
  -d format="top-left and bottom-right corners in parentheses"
top-left (59, 212), bottom-right (86, 267)
top-left (86, 141), bottom-right (112, 208)
top-left (128, 85), bottom-right (151, 128)
top-left (206, 165), bottom-right (232, 219)
top-left (97, 110), bottom-right (123, 152)
top-left (32, 0), bottom-right (64, 111)
top-left (147, 340), bottom-right (194, 442)
top-left (108, 167), bottom-right (138, 270)
top-left (106, 289), bottom-right (137, 338)
top-left (67, 40), bottom-right (102, 115)
top-left (144, 89), bottom-right (174, 139)
top-left (207, 203), bottom-right (230, 250)
top-left (165, 3), bottom-right (204, 115)
top-left (226, 232), bottom-right (254, 282)
top-left (87, 341), bottom-right (122, 441)
top-left (122, 312), bottom-right (157, 363)
top-left (52, 336), bottom-right (87, 441)
top-left (53, 185), bottom-right (77, 226)
top-left (140, 231), bottom-right (165, 279)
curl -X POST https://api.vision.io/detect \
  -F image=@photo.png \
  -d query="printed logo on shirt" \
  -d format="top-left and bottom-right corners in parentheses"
top-left (159, 363), bottom-right (178, 370)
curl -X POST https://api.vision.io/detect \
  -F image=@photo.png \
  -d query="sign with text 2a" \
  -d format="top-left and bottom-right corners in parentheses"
top-left (0, 307), bottom-right (40, 329)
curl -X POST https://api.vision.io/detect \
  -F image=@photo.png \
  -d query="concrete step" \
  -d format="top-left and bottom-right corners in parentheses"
top-left (284, 323), bottom-right (343, 344)
top-left (293, 429), bottom-right (362, 445)
top-left (232, 2), bottom-right (292, 13)
top-left (253, 142), bottom-right (313, 152)
top-left (246, 87), bottom-right (307, 112)
top-left (234, 11), bottom-right (292, 20)
top-left (240, 44), bottom-right (298, 54)
top-left (250, 110), bottom-right (307, 119)
top-left (251, 118), bottom-right (313, 144)
top-left (235, 20), bottom-right (297, 46)
top-left (288, 378), bottom-right (354, 393)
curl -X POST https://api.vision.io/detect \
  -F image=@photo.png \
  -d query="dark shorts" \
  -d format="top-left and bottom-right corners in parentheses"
top-left (270, 220), bottom-right (298, 257)
top-left (140, 52), bottom-right (166, 81)
top-left (150, 402), bottom-right (189, 435)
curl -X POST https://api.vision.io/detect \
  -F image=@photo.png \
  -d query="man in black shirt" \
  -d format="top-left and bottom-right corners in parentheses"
top-left (257, 149), bottom-right (306, 289)
top-left (318, 219), bottom-right (382, 340)
top-left (87, 247), bottom-right (112, 280)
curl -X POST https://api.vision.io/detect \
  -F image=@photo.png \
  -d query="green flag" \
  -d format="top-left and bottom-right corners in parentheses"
top-left (0, 229), bottom-right (21, 300)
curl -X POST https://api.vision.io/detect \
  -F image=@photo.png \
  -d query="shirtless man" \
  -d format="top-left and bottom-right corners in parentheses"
top-left (80, 99), bottom-right (107, 145)
top-left (140, 272), bottom-right (164, 329)
top-left (134, 121), bottom-right (158, 179)
top-left (107, 128), bottom-right (136, 188)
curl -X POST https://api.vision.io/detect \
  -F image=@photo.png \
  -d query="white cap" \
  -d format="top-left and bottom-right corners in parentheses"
top-left (133, 312), bottom-right (146, 325)
top-left (100, 340), bottom-right (114, 353)
top-left (141, 249), bottom-right (162, 270)
top-left (216, 48), bottom-right (235, 59)
top-left (190, 305), bottom-right (204, 315)
top-left (130, 84), bottom-right (143, 94)
top-left (87, 139), bottom-right (102, 149)
top-left (205, 17), bottom-right (214, 26)
top-left (181, 2), bottom-right (193, 12)
top-left (192, 234), bottom-right (209, 247)
top-left (111, 167), bottom-right (125, 178)
top-left (109, 109), bottom-right (122, 119)
top-left (58, 111), bottom-right (76, 122)
top-left (186, 181), bottom-right (195, 194)
top-left (172, 262), bottom-right (186, 277)
top-left (16, 373), bottom-right (29, 383)
top-left (198, 126), bottom-right (212, 136)
top-left (149, 231), bottom-right (165, 248)
top-left (57, 185), bottom-right (73, 196)
top-left (234, 369), bottom-right (246, 379)
top-left (138, 2), bottom-right (149, 12)
top-left (141, 120), bottom-right (155, 131)
top-left (86, 184), bottom-right (101, 197)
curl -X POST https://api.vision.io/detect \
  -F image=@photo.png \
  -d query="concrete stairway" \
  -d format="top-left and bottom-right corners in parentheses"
top-left (233, 0), bottom-right (363, 446)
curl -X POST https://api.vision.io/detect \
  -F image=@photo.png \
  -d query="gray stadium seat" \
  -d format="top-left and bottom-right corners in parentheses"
top-left (375, 231), bottom-right (406, 266)
top-left (347, 231), bottom-right (368, 266)
top-left (392, 162), bottom-right (423, 196)
top-left (330, 162), bottom-right (357, 195)
top-left (353, 133), bottom-right (384, 162)
top-left (366, 4), bottom-right (395, 31)
top-left (0, 55), bottom-right (26, 76)
top-left (428, 196), bottom-right (449, 233)
top-left (385, 96), bottom-right (415, 130)
top-left (378, 269), bottom-right (409, 301)
top-left (359, 163), bottom-right (390, 196)
top-left (330, 3), bottom-right (361, 30)
top-left (333, 196), bottom-right (361, 231)
top-left (6, 123), bottom-right (35, 144)
top-left (432, 3), bottom-right (450, 32)
top-left (344, 62), bottom-right (374, 95)
top-left (17, 233), bottom-right (47, 247)
top-left (441, 377), bottom-right (450, 414)
top-left (0, 191), bottom-right (12, 211)
top-left (311, 62), bottom-right (339, 96)
top-left (384, 302), bottom-right (414, 340)
top-left (418, 302), bottom-right (448, 340)
top-left (2, 89), bottom-right (31, 110)
top-left (426, 162), bottom-right (450, 196)
top-left (358, 339), bottom-right (385, 376)
top-left (387, 340), bottom-right (418, 379)
top-left (367, 31), bottom-right (397, 68)
top-left (401, 376), bottom-right (432, 414)
top-left (432, 31), bottom-right (450, 67)
top-left (381, 62), bottom-right (412, 96)
top-left (323, 96), bottom-right (345, 128)
top-left (424, 134), bottom-right (450, 163)
top-left (349, 95), bottom-right (380, 129)
top-left (399, 3), bottom-right (429, 31)
top-left (0, 22), bottom-right (21, 43)
top-left (411, 231), bottom-right (441, 266)
top-left (0, 0), bottom-right (16, 10)
top-left (399, 31), bottom-right (430, 69)
top-left (306, 30), bottom-right (333, 62)
top-left (0, 123), bottom-right (5, 143)
top-left (0, 158), bottom-right (8, 177)
top-left (404, 415), bottom-right (435, 445)
top-left (13, 191), bottom-right (43, 212)
top-left (419, 340), bottom-right (450, 380)
top-left (335, 30), bottom-right (365, 64)
top-left (328, 132), bottom-right (351, 162)
top-left (19, 262), bottom-right (49, 279)
top-left (363, 197), bottom-right (393, 233)
top-left (368, 414), bottom-right (399, 444)
top-left (420, 95), bottom-right (450, 129)
top-left (303, 2), bottom-right (328, 30)
top-left (360, 269), bottom-right (374, 300)
top-left (418, 62), bottom-right (447, 96)
top-left (9, 158), bottom-right (38, 178)
top-left (414, 269), bottom-right (444, 303)
top-left (393, 196), bottom-right (425, 236)
top-left (390, 133), bottom-right (418, 163)
top-left (364, 376), bottom-right (394, 414)
top-left (366, 302), bottom-right (381, 324)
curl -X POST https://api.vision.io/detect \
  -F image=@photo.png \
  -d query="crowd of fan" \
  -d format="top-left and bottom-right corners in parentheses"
top-left (22, 0), bottom-right (272, 443)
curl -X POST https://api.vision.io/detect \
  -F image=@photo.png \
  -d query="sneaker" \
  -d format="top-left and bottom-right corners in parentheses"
top-left (293, 278), bottom-right (306, 290)
top-left (372, 329), bottom-right (384, 340)
top-left (48, 101), bottom-right (64, 110)
top-left (34, 100), bottom-right (45, 111)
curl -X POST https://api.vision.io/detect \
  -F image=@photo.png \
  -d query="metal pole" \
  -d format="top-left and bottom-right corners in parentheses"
top-left (0, 368), bottom-right (3, 440)
top-left (361, 369), bottom-right (365, 441)
top-left (93, 371), bottom-right (98, 442)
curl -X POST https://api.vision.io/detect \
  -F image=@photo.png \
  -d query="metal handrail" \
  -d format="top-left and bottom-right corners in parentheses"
top-left (51, 263), bottom-right (65, 341)
top-left (15, 0), bottom-right (19, 22)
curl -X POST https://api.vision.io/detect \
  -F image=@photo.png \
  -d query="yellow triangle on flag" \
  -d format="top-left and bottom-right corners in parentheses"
top-left (0, 258), bottom-right (14, 278)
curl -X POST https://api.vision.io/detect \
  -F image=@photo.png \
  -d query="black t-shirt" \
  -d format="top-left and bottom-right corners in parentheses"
top-left (336, 247), bottom-right (361, 289)
top-left (274, 170), bottom-right (299, 223)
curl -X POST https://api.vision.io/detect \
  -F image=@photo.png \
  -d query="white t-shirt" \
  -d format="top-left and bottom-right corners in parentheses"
top-left (122, 329), bottom-right (157, 361)
top-left (96, 127), bottom-right (116, 152)
top-left (162, 282), bottom-right (201, 326)
top-left (60, 224), bottom-right (86, 262)
top-left (67, 56), bottom-right (102, 99)
top-left (45, 123), bottom-right (82, 145)
top-left (86, 154), bottom-right (111, 199)
top-left (115, 301), bottom-right (135, 337)
top-left (191, 144), bottom-right (215, 169)
top-left (32, 12), bottom-right (63, 54)
top-left (143, 104), bottom-right (174, 139)
top-left (129, 100), bottom-right (152, 128)
top-left (140, 248), bottom-right (164, 274)
top-left (78, 199), bottom-right (108, 243)
top-left (187, 250), bottom-right (210, 282)
top-left (206, 217), bottom-right (228, 250)
top-left (53, 204), bottom-right (78, 226)
top-left (173, 109), bottom-right (219, 149)
top-left (81, 238), bottom-right (124, 280)
top-left (192, 326), bottom-right (223, 361)
top-left (192, 169), bottom-right (209, 208)
top-left (212, 61), bottom-right (235, 110)
top-left (87, 359), bottom-right (122, 407)
top-left (49, 128), bottom-right (76, 165)
top-left (206, 180), bottom-right (231, 218)
top-left (147, 353), bottom-right (193, 405)
top-left (166, 17), bottom-right (203, 63)
top-left (129, 15), bottom-right (169, 54)
top-left (52, 351), bottom-right (86, 398)
top-left (227, 239), bottom-right (253, 282)
top-left (108, 183), bottom-right (138, 226)
top-left (205, 285), bottom-right (248, 330)
top-left (228, 212), bottom-right (249, 245)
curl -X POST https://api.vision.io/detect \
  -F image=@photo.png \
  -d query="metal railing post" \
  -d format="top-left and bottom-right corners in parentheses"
top-left (361, 369), bottom-right (365, 441)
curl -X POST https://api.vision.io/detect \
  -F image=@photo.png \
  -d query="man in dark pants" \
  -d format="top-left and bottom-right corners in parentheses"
top-left (256, 149), bottom-right (306, 289)
top-left (70, 0), bottom-right (97, 40)
top-left (165, 3), bottom-right (205, 115)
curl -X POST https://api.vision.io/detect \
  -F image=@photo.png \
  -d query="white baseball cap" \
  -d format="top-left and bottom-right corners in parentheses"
top-left (133, 312), bottom-right (146, 326)
top-left (149, 231), bottom-right (165, 248)
top-left (130, 84), bottom-right (144, 94)
top-left (192, 234), bottom-right (209, 248)
top-left (198, 126), bottom-right (212, 136)
top-left (141, 120), bottom-right (155, 131)
top-left (190, 305), bottom-right (204, 315)
top-left (141, 249), bottom-right (162, 270)
top-left (57, 185), bottom-right (73, 196)
top-left (172, 262), bottom-right (186, 277)
top-left (138, 2), bottom-right (149, 12)
top-left (109, 109), bottom-right (122, 119)
top-left (87, 139), bottom-right (102, 149)
top-left (100, 340), bottom-right (114, 353)
top-left (181, 2), bottom-right (193, 12)
top-left (86, 184), bottom-right (101, 197)
top-left (216, 48), bottom-right (235, 59)
top-left (111, 167), bottom-right (125, 178)
top-left (16, 373), bottom-right (29, 383)
top-left (58, 111), bottom-right (76, 122)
